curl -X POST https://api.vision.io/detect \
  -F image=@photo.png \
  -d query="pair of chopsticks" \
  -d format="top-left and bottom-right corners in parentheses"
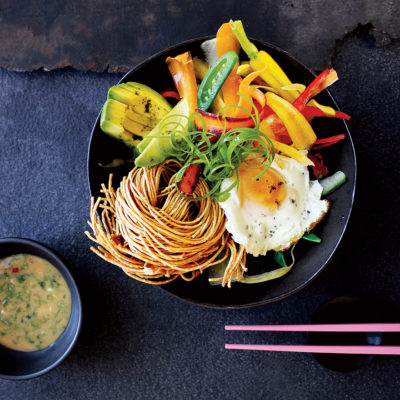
top-left (225, 324), bottom-right (400, 355)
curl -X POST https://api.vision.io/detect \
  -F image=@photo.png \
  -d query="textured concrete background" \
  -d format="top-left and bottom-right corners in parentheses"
top-left (0, 0), bottom-right (399, 72)
top-left (1, 1), bottom-right (400, 399)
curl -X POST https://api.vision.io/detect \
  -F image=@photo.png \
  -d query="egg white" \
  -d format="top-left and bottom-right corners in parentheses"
top-left (218, 154), bottom-right (329, 256)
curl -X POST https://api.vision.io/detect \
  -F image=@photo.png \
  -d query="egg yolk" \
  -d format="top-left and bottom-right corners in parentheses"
top-left (237, 164), bottom-right (286, 209)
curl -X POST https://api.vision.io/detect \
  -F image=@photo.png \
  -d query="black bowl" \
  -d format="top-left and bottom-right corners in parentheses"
top-left (87, 37), bottom-right (356, 309)
top-left (0, 238), bottom-right (82, 380)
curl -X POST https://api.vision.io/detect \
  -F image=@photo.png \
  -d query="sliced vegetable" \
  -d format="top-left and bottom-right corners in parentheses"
top-left (135, 98), bottom-right (190, 166)
top-left (197, 51), bottom-right (239, 111)
top-left (312, 134), bottom-right (346, 150)
top-left (292, 69), bottom-right (338, 111)
top-left (267, 138), bottom-right (314, 166)
top-left (216, 23), bottom-right (242, 114)
top-left (302, 233), bottom-right (322, 243)
top-left (172, 126), bottom-right (275, 201)
top-left (240, 245), bottom-right (296, 284)
top-left (230, 20), bottom-right (300, 102)
top-left (101, 83), bottom-right (172, 150)
top-left (161, 90), bottom-right (181, 100)
top-left (266, 92), bottom-right (317, 150)
top-left (108, 82), bottom-right (171, 114)
top-left (233, 67), bottom-right (267, 118)
top-left (308, 153), bottom-right (328, 179)
top-left (177, 164), bottom-right (201, 195)
top-left (320, 171), bottom-right (347, 196)
top-left (302, 106), bottom-right (350, 120)
top-left (166, 52), bottom-right (198, 112)
top-left (194, 108), bottom-right (257, 133)
top-left (193, 57), bottom-right (225, 113)
top-left (259, 114), bottom-right (292, 144)
top-left (100, 96), bottom-right (169, 151)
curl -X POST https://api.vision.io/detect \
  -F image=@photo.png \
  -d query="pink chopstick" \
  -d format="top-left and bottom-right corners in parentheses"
top-left (225, 344), bottom-right (400, 355)
top-left (225, 323), bottom-right (400, 332)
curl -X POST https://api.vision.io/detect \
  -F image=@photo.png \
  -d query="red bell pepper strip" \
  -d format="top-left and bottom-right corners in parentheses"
top-left (292, 69), bottom-right (338, 111)
top-left (161, 90), bottom-right (181, 100)
top-left (194, 108), bottom-right (258, 133)
top-left (178, 164), bottom-right (201, 195)
top-left (308, 153), bottom-right (328, 178)
top-left (302, 106), bottom-right (350, 120)
top-left (259, 69), bottom-right (340, 145)
top-left (312, 134), bottom-right (346, 150)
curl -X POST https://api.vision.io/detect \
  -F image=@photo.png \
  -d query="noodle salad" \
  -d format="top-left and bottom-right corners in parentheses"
top-left (86, 20), bottom-right (349, 288)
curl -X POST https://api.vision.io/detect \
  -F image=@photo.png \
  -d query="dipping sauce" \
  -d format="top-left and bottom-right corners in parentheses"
top-left (0, 254), bottom-right (72, 352)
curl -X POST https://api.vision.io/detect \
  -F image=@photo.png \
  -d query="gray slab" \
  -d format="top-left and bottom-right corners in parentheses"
top-left (0, 0), bottom-right (399, 72)
top-left (0, 21), bottom-right (400, 400)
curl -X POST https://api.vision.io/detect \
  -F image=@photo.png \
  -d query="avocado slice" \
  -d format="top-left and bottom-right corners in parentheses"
top-left (135, 99), bottom-right (190, 167)
top-left (100, 82), bottom-right (172, 152)
top-left (136, 98), bottom-right (189, 154)
top-left (107, 82), bottom-right (171, 124)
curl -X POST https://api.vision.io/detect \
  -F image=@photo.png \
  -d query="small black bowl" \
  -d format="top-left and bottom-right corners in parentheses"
top-left (87, 37), bottom-right (356, 309)
top-left (309, 295), bottom-right (392, 372)
top-left (0, 238), bottom-right (82, 380)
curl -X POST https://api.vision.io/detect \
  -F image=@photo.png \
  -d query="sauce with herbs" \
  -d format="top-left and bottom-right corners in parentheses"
top-left (0, 254), bottom-right (71, 352)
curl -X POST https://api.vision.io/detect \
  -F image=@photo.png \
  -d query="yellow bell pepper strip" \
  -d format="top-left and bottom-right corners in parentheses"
top-left (193, 57), bottom-right (225, 113)
top-left (216, 23), bottom-right (242, 115)
top-left (259, 68), bottom-right (343, 145)
top-left (230, 20), bottom-right (299, 102)
top-left (267, 138), bottom-right (314, 166)
top-left (237, 63), bottom-right (272, 87)
top-left (236, 63), bottom-right (252, 76)
top-left (266, 92), bottom-right (317, 150)
top-left (306, 99), bottom-right (336, 115)
top-left (166, 52), bottom-right (198, 112)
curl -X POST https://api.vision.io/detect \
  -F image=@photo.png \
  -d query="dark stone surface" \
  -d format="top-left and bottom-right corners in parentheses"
top-left (0, 0), bottom-right (399, 72)
top-left (0, 22), bottom-right (400, 400)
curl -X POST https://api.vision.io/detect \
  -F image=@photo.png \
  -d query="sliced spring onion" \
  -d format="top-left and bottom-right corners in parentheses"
top-left (320, 171), bottom-right (347, 196)
top-left (240, 244), bottom-right (297, 284)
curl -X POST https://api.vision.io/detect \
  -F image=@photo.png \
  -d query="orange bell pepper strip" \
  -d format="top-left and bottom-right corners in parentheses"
top-left (266, 92), bottom-right (317, 150)
top-left (248, 85), bottom-right (266, 108)
top-left (166, 52), bottom-right (198, 112)
top-left (259, 114), bottom-right (291, 144)
top-left (232, 67), bottom-right (267, 118)
top-left (216, 23), bottom-right (241, 116)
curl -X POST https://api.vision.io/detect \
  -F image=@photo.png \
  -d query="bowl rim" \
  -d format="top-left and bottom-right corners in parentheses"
top-left (87, 36), bottom-right (357, 309)
top-left (0, 237), bottom-right (82, 380)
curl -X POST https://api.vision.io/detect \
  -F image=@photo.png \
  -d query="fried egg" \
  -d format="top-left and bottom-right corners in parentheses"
top-left (218, 153), bottom-right (329, 256)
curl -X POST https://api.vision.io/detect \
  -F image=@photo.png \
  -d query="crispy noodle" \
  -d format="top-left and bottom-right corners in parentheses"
top-left (85, 159), bottom-right (246, 286)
